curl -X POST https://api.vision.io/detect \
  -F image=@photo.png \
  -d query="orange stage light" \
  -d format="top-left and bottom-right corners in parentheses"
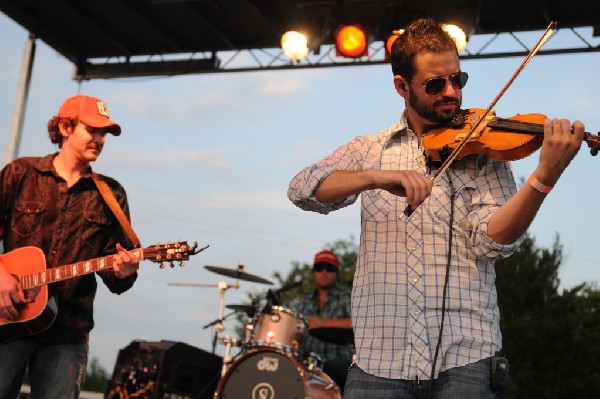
top-left (335, 25), bottom-right (368, 58)
top-left (385, 33), bottom-right (400, 55)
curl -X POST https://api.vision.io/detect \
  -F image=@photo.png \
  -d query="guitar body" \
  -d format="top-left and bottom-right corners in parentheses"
top-left (0, 240), bottom-right (203, 344)
top-left (0, 247), bottom-right (57, 344)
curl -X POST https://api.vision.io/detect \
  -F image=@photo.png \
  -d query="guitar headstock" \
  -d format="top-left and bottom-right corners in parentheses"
top-left (584, 132), bottom-right (600, 156)
top-left (144, 241), bottom-right (209, 268)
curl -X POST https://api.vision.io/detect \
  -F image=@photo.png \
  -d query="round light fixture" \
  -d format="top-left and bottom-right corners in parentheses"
top-left (281, 31), bottom-right (309, 61)
top-left (443, 24), bottom-right (468, 52)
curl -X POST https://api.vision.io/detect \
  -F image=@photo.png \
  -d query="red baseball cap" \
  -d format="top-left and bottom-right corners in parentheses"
top-left (57, 95), bottom-right (121, 135)
top-left (313, 250), bottom-right (340, 269)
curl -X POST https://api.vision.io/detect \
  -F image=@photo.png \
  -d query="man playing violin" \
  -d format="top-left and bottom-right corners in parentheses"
top-left (288, 17), bottom-right (584, 398)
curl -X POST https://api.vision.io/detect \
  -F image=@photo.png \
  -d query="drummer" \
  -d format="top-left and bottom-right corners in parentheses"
top-left (288, 250), bottom-right (353, 391)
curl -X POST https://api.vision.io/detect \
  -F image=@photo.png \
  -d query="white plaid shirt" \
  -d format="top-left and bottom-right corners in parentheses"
top-left (288, 113), bottom-right (522, 380)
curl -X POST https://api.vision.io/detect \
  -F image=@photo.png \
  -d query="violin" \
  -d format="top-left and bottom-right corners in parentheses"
top-left (404, 21), bottom-right (597, 217)
top-left (422, 108), bottom-right (600, 163)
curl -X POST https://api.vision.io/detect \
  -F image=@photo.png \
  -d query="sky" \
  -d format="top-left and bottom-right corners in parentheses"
top-left (1, 13), bottom-right (599, 374)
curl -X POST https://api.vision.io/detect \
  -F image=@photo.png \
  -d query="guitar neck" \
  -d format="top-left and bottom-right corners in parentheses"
top-left (18, 248), bottom-right (145, 289)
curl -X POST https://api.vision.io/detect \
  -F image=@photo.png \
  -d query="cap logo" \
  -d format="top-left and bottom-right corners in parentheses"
top-left (96, 101), bottom-right (110, 118)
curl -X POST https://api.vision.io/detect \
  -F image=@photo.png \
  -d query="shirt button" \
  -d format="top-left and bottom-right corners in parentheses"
top-left (413, 309), bottom-right (420, 315)
top-left (413, 277), bottom-right (419, 283)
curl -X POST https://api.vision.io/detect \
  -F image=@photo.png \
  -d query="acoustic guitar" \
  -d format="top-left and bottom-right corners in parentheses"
top-left (0, 241), bottom-right (205, 344)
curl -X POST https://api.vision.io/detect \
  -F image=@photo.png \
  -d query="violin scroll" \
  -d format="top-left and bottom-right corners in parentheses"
top-left (584, 132), bottom-right (600, 156)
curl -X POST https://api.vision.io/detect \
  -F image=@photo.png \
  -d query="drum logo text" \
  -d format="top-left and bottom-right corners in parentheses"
top-left (257, 356), bottom-right (279, 372)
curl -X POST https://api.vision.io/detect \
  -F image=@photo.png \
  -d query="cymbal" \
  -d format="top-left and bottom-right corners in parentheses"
top-left (226, 304), bottom-right (257, 317)
top-left (204, 264), bottom-right (273, 285)
top-left (309, 327), bottom-right (354, 346)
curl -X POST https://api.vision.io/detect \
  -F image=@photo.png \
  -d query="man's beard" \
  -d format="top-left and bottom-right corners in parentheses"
top-left (408, 86), bottom-right (461, 124)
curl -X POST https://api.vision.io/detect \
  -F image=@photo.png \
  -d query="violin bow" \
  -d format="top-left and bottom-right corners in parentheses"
top-left (432, 20), bottom-right (557, 181)
top-left (404, 21), bottom-right (557, 216)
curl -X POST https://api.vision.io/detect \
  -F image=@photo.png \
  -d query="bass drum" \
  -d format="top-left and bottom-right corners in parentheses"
top-left (214, 347), bottom-right (342, 399)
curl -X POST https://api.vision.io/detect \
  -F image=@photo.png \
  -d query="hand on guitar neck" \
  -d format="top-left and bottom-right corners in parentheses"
top-left (0, 241), bottom-right (205, 344)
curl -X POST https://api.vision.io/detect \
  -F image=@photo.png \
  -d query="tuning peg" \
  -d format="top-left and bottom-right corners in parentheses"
top-left (591, 148), bottom-right (598, 156)
top-left (179, 261), bottom-right (186, 267)
top-left (169, 261), bottom-right (175, 268)
top-left (159, 262), bottom-right (166, 269)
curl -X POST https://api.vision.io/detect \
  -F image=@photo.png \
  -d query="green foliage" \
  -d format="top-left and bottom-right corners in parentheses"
top-left (83, 357), bottom-right (109, 393)
top-left (496, 233), bottom-right (600, 398)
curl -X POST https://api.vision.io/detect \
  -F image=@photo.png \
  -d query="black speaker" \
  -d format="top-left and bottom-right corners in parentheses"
top-left (105, 340), bottom-right (222, 399)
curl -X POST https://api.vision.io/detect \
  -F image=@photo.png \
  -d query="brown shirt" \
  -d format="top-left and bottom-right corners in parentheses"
top-left (0, 154), bottom-right (137, 343)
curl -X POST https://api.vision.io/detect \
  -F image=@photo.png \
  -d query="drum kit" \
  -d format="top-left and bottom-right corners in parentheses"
top-left (179, 262), bottom-right (349, 399)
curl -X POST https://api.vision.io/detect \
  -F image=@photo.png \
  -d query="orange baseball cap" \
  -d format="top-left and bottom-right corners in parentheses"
top-left (57, 94), bottom-right (121, 135)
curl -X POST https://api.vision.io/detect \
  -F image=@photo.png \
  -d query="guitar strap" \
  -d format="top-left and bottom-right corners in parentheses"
top-left (92, 173), bottom-right (141, 248)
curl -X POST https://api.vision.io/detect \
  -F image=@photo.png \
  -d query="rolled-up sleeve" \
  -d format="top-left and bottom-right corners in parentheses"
top-left (469, 159), bottom-right (523, 260)
top-left (288, 134), bottom-right (384, 214)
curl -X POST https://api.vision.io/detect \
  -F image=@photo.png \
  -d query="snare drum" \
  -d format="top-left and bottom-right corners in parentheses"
top-left (214, 347), bottom-right (342, 399)
top-left (250, 306), bottom-right (307, 355)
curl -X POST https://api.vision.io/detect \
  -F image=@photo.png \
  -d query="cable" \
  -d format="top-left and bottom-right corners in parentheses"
top-left (427, 171), bottom-right (455, 399)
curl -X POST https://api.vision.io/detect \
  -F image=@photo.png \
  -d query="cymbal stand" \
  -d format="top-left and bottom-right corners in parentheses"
top-left (219, 334), bottom-right (241, 376)
top-left (213, 281), bottom-right (239, 354)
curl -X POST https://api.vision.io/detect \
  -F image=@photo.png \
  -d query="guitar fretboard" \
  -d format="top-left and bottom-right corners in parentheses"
top-left (18, 248), bottom-right (144, 289)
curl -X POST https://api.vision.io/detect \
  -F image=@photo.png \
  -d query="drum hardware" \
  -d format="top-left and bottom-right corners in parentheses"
top-left (225, 303), bottom-right (257, 318)
top-left (169, 280), bottom-right (241, 355)
top-left (218, 334), bottom-right (243, 377)
top-left (204, 262), bottom-right (274, 285)
top-left (303, 352), bottom-right (325, 371)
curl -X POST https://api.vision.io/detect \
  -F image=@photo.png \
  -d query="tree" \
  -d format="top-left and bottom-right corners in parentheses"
top-left (83, 357), bottom-right (109, 393)
top-left (496, 233), bottom-right (600, 398)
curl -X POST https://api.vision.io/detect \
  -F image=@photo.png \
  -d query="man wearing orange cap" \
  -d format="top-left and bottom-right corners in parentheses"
top-left (0, 94), bottom-right (140, 398)
top-left (289, 249), bottom-right (353, 391)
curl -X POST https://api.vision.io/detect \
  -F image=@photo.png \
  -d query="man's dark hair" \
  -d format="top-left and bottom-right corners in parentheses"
top-left (390, 18), bottom-right (458, 79)
top-left (47, 116), bottom-right (78, 147)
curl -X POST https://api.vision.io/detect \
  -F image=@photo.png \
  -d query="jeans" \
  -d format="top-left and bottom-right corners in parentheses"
top-left (344, 358), bottom-right (499, 399)
top-left (0, 338), bottom-right (88, 399)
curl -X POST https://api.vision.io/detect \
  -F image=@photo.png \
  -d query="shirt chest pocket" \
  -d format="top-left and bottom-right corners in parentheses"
top-left (12, 200), bottom-right (45, 237)
top-left (429, 178), bottom-right (476, 225)
top-left (81, 207), bottom-right (113, 247)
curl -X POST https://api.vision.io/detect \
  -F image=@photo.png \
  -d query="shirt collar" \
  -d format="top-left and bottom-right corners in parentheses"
top-left (381, 111), bottom-right (414, 148)
top-left (35, 153), bottom-right (94, 179)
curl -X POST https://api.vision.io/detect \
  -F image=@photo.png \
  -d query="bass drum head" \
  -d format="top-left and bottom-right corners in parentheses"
top-left (216, 348), bottom-right (338, 399)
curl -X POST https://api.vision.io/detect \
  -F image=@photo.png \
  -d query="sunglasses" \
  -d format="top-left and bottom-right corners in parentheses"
top-left (313, 263), bottom-right (338, 273)
top-left (410, 71), bottom-right (469, 95)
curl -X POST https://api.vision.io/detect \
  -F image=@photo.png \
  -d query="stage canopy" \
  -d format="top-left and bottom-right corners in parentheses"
top-left (1, 0), bottom-right (599, 80)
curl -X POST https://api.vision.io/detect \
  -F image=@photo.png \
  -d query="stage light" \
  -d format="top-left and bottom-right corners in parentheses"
top-left (385, 29), bottom-right (404, 55)
top-left (281, 31), bottom-right (309, 61)
top-left (335, 25), bottom-right (368, 58)
top-left (443, 24), bottom-right (468, 51)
